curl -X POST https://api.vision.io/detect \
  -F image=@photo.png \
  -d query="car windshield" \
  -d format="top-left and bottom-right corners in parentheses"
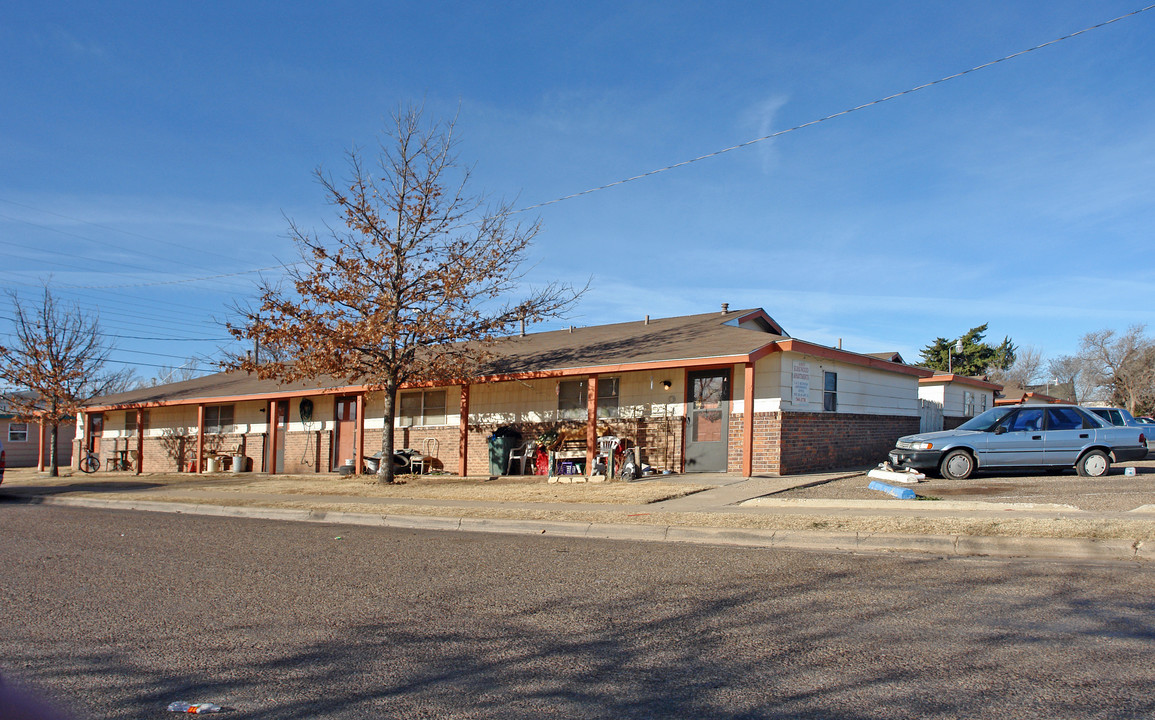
top-left (956, 406), bottom-right (1016, 432)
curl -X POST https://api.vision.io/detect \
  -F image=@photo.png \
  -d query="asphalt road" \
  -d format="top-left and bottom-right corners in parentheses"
top-left (3, 504), bottom-right (1154, 720)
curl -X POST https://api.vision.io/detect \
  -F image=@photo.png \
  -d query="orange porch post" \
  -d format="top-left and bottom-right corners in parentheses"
top-left (586, 375), bottom-right (598, 473)
top-left (743, 363), bottom-right (755, 477)
top-left (355, 393), bottom-right (365, 475)
top-left (135, 408), bottom-right (144, 475)
top-left (37, 418), bottom-right (45, 472)
top-left (196, 404), bottom-right (206, 473)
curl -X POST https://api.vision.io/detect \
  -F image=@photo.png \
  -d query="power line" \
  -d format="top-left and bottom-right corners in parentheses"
top-left (512, 4), bottom-right (1155, 215)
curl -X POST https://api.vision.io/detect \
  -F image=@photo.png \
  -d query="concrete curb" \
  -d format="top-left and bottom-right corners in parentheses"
top-left (28, 494), bottom-right (1150, 563)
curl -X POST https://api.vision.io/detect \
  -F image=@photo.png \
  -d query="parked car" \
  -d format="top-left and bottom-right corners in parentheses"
top-left (1088, 406), bottom-right (1146, 429)
top-left (887, 404), bottom-right (1148, 480)
top-left (1087, 407), bottom-right (1154, 449)
top-left (1137, 416), bottom-right (1155, 425)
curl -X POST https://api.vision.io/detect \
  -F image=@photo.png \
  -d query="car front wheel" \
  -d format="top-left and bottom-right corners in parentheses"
top-left (939, 449), bottom-right (975, 480)
top-left (1076, 449), bottom-right (1110, 477)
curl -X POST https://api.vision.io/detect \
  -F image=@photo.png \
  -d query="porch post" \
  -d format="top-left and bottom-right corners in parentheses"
top-left (743, 363), bottom-right (755, 477)
top-left (196, 404), bottom-right (206, 473)
top-left (265, 400), bottom-right (275, 473)
top-left (586, 375), bottom-right (598, 473)
top-left (459, 384), bottom-right (470, 477)
top-left (135, 408), bottom-right (144, 475)
top-left (37, 417), bottom-right (45, 471)
top-left (355, 393), bottom-right (365, 475)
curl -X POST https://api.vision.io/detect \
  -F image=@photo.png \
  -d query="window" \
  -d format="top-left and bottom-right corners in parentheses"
top-left (400, 390), bottom-right (447, 426)
top-left (823, 372), bottom-right (837, 412)
top-left (204, 405), bottom-right (235, 434)
top-left (8, 422), bottom-right (28, 443)
top-left (1046, 408), bottom-right (1086, 431)
top-left (125, 410), bottom-right (150, 436)
top-left (964, 391), bottom-right (975, 417)
top-left (981, 394), bottom-right (987, 412)
top-left (557, 378), bottom-right (619, 420)
top-left (1004, 408), bottom-right (1045, 432)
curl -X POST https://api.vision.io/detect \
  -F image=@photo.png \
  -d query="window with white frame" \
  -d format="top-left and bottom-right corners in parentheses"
top-left (557, 378), bottom-right (619, 420)
top-left (8, 422), bottom-right (28, 443)
top-left (204, 405), bottom-right (235, 434)
top-left (964, 391), bottom-right (976, 417)
top-left (981, 394), bottom-right (987, 412)
top-left (400, 390), bottom-right (447, 426)
top-left (823, 372), bottom-right (837, 412)
top-left (125, 410), bottom-right (150, 436)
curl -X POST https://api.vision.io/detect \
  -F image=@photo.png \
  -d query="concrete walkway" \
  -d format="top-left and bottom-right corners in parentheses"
top-left (6, 467), bottom-right (1150, 563)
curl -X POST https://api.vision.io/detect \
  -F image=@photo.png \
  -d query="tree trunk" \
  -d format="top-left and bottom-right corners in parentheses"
top-left (48, 423), bottom-right (60, 477)
top-left (378, 381), bottom-right (398, 484)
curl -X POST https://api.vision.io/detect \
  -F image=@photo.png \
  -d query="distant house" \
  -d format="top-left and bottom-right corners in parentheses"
top-left (995, 383), bottom-right (1065, 406)
top-left (918, 374), bottom-right (1003, 430)
top-left (77, 307), bottom-right (932, 477)
top-left (0, 393), bottom-right (75, 469)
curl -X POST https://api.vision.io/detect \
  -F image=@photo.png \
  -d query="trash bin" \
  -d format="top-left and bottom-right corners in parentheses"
top-left (232, 455), bottom-right (246, 473)
top-left (205, 457), bottom-right (219, 473)
top-left (488, 429), bottom-right (521, 475)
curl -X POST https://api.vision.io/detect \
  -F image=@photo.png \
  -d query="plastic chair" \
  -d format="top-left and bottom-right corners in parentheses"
top-left (506, 441), bottom-right (537, 475)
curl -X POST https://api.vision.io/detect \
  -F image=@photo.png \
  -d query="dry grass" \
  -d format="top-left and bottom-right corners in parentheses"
top-left (0, 468), bottom-right (709, 505)
top-left (86, 494), bottom-right (1155, 541)
top-left (5, 467), bottom-right (1152, 541)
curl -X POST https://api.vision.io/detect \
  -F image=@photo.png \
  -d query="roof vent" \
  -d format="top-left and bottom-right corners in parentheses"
top-left (721, 303), bottom-right (729, 314)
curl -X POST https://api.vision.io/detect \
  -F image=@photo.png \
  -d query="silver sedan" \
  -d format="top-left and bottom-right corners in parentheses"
top-left (887, 404), bottom-right (1149, 480)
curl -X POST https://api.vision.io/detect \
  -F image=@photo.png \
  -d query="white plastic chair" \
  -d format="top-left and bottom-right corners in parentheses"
top-left (506, 441), bottom-right (537, 475)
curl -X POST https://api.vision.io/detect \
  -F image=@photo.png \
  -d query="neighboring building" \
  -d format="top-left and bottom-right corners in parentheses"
top-left (995, 384), bottom-right (1064, 406)
top-left (0, 394), bottom-right (76, 469)
top-left (77, 308), bottom-right (931, 477)
top-left (917, 374), bottom-right (1003, 431)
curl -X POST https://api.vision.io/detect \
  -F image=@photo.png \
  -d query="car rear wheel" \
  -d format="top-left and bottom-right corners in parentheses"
top-left (1076, 449), bottom-right (1110, 477)
top-left (939, 449), bottom-right (974, 480)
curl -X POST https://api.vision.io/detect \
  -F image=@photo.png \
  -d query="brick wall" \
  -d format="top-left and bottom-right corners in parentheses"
top-left (462, 418), bottom-right (685, 476)
top-left (943, 416), bottom-right (969, 430)
top-left (776, 412), bottom-right (919, 475)
top-left (135, 432), bottom-right (261, 473)
top-left (720, 411), bottom-right (917, 476)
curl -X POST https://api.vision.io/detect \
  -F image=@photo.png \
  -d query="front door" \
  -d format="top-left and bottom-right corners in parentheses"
top-left (273, 401), bottom-right (289, 473)
top-left (983, 406), bottom-right (1046, 468)
top-left (87, 413), bottom-right (103, 456)
top-left (685, 369), bottom-right (730, 472)
top-left (333, 397), bottom-right (357, 471)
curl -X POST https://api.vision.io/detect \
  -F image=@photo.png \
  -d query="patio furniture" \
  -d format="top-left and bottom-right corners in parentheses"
top-left (506, 441), bottom-right (538, 475)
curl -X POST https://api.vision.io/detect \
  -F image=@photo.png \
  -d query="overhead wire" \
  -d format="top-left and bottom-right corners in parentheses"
top-left (510, 4), bottom-right (1155, 215)
top-left (1, 4), bottom-right (1151, 379)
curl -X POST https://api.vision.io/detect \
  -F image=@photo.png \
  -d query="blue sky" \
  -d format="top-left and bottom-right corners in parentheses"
top-left (2, 2), bottom-right (1154, 383)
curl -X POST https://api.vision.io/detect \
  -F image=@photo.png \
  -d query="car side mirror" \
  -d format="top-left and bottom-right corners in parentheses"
top-left (994, 426), bottom-right (1007, 435)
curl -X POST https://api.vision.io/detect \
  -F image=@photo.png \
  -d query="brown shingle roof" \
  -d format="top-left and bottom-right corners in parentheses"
top-left (85, 308), bottom-right (921, 409)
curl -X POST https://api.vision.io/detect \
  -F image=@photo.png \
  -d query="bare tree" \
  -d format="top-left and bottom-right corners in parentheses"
top-left (1048, 354), bottom-right (1087, 404)
top-left (229, 107), bottom-right (582, 482)
top-left (0, 286), bottom-right (130, 476)
top-left (1076, 325), bottom-right (1154, 413)
top-left (988, 345), bottom-right (1045, 390)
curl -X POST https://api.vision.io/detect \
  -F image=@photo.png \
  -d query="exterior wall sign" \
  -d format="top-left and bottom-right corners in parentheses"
top-left (792, 361), bottom-right (810, 405)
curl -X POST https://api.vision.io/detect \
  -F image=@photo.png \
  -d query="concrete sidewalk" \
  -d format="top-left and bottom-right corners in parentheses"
top-left (3, 468), bottom-right (1151, 563)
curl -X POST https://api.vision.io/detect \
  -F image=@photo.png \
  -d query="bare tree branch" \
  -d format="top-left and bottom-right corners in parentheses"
top-left (227, 106), bottom-right (583, 482)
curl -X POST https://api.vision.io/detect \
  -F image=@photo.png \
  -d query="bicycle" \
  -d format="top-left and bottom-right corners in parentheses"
top-left (78, 452), bottom-right (100, 474)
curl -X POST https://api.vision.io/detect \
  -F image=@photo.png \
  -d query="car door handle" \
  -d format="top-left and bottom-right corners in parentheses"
top-left (1080, 434), bottom-right (1089, 438)
top-left (1032, 435), bottom-right (1042, 440)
